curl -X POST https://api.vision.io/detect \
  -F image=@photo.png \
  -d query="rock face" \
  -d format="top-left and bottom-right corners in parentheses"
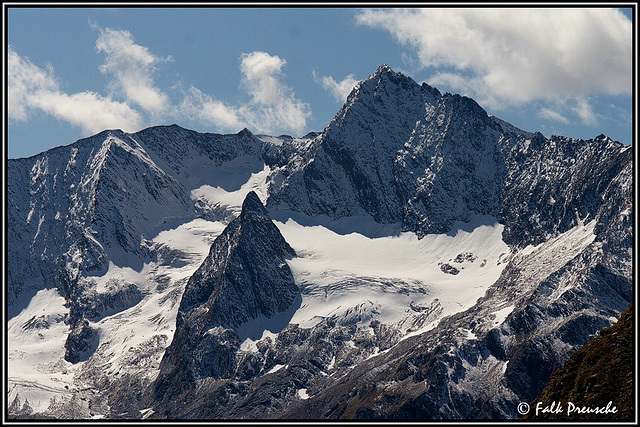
top-left (153, 191), bottom-right (299, 401)
top-left (7, 65), bottom-right (632, 421)
top-left (267, 64), bottom-right (505, 236)
top-left (176, 191), bottom-right (297, 331)
top-left (7, 126), bottom-right (266, 364)
top-left (498, 131), bottom-right (632, 248)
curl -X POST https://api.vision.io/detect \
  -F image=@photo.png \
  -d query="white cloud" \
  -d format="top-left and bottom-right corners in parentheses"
top-left (572, 97), bottom-right (599, 126)
top-left (313, 70), bottom-right (360, 102)
top-left (356, 8), bottom-right (632, 108)
top-left (240, 51), bottom-right (287, 105)
top-left (95, 27), bottom-right (171, 114)
top-left (179, 51), bottom-right (311, 135)
top-left (8, 47), bottom-right (144, 134)
top-left (8, 48), bottom-right (57, 121)
top-left (537, 97), bottom-right (601, 127)
top-left (237, 51), bottom-right (311, 134)
top-left (32, 91), bottom-right (145, 134)
top-left (538, 107), bottom-right (570, 124)
top-left (179, 86), bottom-right (244, 131)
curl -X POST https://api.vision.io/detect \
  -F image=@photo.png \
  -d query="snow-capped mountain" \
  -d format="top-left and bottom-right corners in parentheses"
top-left (7, 65), bottom-right (633, 420)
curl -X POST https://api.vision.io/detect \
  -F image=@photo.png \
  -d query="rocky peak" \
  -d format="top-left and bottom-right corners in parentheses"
top-left (357, 63), bottom-right (440, 105)
top-left (240, 190), bottom-right (269, 218)
top-left (177, 191), bottom-right (296, 328)
top-left (265, 65), bottom-right (446, 224)
top-left (372, 63), bottom-right (392, 75)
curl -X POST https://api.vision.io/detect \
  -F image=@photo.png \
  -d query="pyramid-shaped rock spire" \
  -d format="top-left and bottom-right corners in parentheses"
top-left (177, 191), bottom-right (296, 329)
top-left (156, 191), bottom-right (298, 387)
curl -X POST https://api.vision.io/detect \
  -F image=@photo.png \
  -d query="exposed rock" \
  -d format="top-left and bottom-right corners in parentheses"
top-left (64, 318), bottom-right (98, 363)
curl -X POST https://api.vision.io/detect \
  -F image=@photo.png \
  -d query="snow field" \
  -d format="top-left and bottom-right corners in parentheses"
top-left (277, 214), bottom-right (511, 334)
top-left (8, 288), bottom-right (75, 414)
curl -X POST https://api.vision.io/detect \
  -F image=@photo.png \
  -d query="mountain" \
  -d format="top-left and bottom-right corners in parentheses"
top-left (7, 65), bottom-right (633, 420)
top-left (267, 64), bottom-right (630, 248)
top-left (266, 64), bottom-right (507, 238)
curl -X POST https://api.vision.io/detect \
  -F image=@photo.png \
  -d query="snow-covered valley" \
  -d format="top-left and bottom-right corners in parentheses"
top-left (8, 160), bottom-right (513, 416)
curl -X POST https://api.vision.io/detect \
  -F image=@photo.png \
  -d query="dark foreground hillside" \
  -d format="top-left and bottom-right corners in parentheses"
top-left (527, 304), bottom-right (634, 422)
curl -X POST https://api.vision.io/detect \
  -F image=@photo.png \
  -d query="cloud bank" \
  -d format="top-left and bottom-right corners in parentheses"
top-left (356, 8), bottom-right (632, 124)
top-left (9, 26), bottom-right (311, 139)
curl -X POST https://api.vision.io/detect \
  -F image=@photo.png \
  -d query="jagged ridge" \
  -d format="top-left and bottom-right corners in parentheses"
top-left (266, 66), bottom-right (630, 247)
top-left (7, 64), bottom-right (632, 421)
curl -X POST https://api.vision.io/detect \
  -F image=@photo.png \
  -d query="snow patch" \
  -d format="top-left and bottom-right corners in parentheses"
top-left (152, 218), bottom-right (226, 268)
top-left (191, 164), bottom-right (271, 216)
top-left (511, 219), bottom-right (598, 291)
top-left (8, 288), bottom-right (74, 414)
top-left (139, 407), bottom-right (155, 419)
top-left (266, 364), bottom-right (286, 374)
top-left (257, 135), bottom-right (286, 145)
top-left (463, 328), bottom-right (477, 341)
top-left (240, 330), bottom-right (279, 353)
top-left (491, 305), bottom-right (515, 326)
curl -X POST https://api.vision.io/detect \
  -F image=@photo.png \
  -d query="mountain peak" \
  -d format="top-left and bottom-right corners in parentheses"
top-left (373, 63), bottom-right (393, 75)
top-left (367, 63), bottom-right (408, 84)
top-left (241, 191), bottom-right (268, 217)
top-left (171, 190), bottom-right (296, 332)
top-left (238, 127), bottom-right (255, 137)
top-left (360, 63), bottom-right (440, 102)
top-left (267, 62), bottom-right (443, 225)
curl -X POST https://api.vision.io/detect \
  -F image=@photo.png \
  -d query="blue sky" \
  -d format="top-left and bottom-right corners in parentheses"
top-left (6, 6), bottom-right (635, 159)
